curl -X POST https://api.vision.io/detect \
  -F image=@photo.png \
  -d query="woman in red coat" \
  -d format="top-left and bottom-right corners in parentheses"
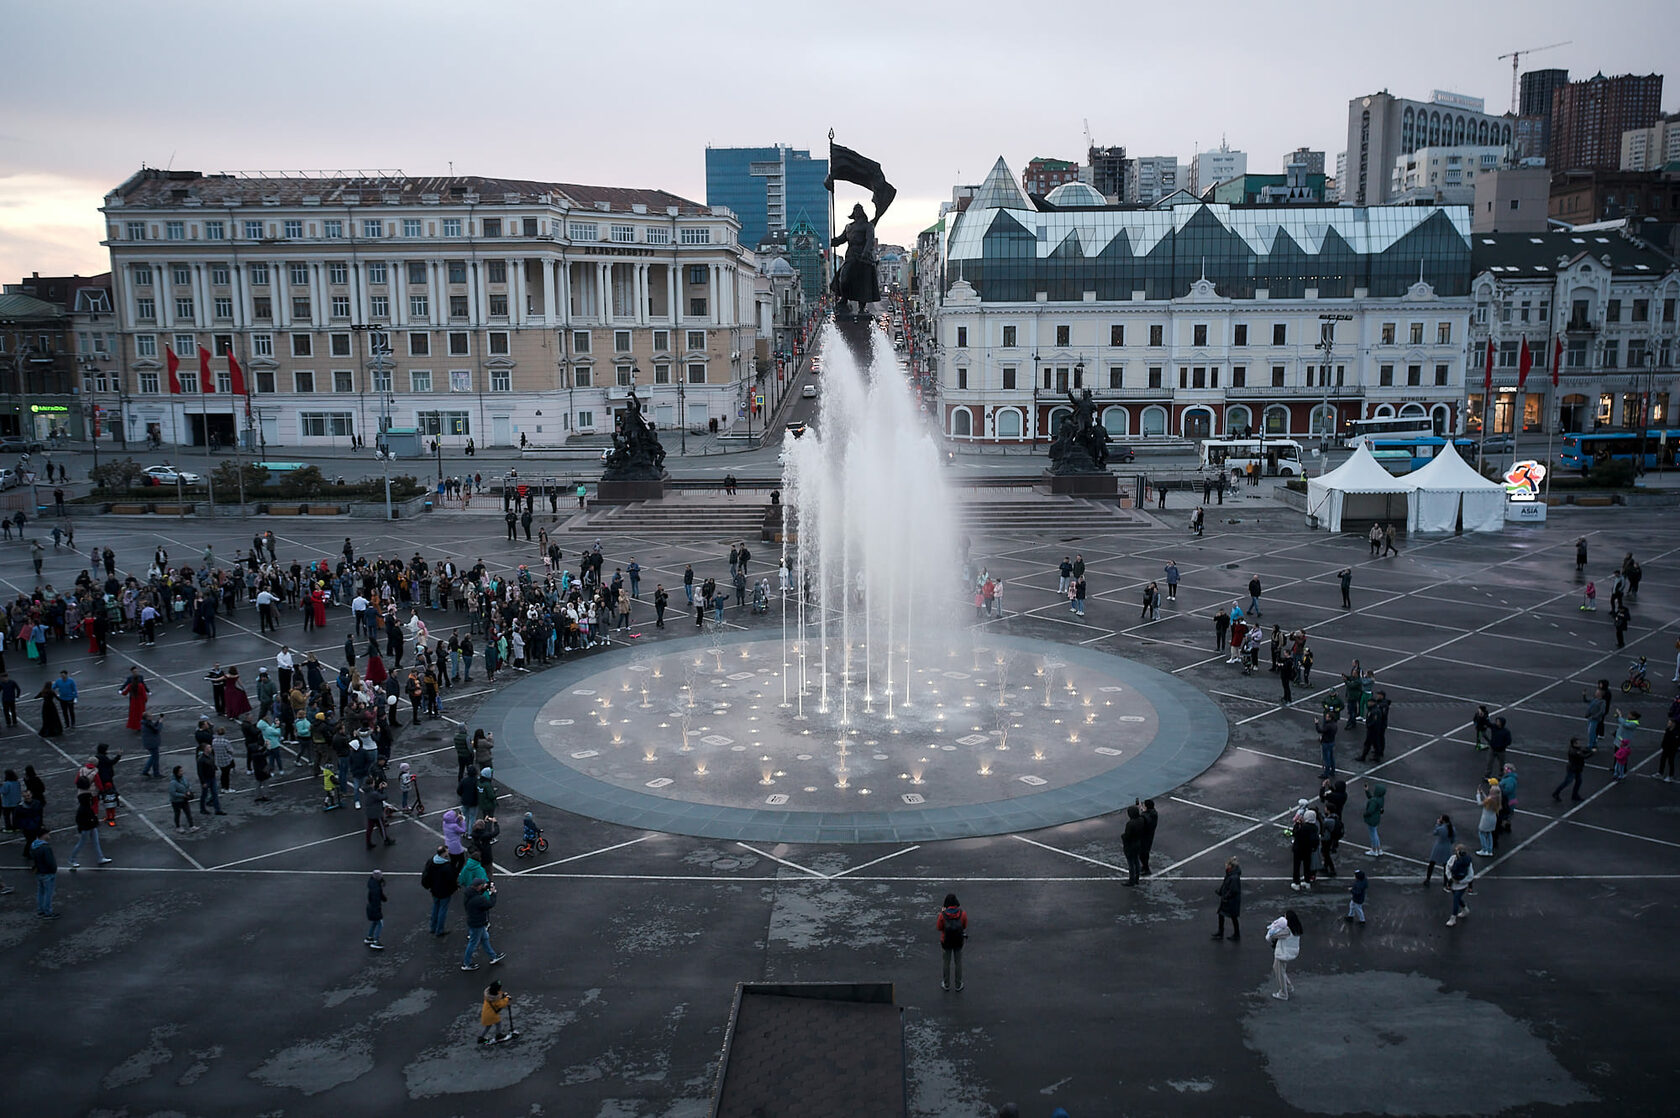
top-left (84, 613), bottom-right (100, 655)
top-left (222, 667), bottom-right (253, 719)
top-left (121, 668), bottom-right (149, 731)
top-left (311, 586), bottom-right (328, 629)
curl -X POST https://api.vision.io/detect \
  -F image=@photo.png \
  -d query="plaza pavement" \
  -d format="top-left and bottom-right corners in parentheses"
top-left (2, 503), bottom-right (1676, 1117)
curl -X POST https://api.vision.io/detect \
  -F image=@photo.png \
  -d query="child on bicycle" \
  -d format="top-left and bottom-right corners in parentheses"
top-left (1626, 657), bottom-right (1648, 690)
top-left (521, 811), bottom-right (541, 846)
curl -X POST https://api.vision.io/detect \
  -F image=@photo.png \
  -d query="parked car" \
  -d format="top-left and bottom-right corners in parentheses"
top-left (142, 464), bottom-right (203, 486)
top-left (0, 436), bottom-right (43, 454)
top-left (1109, 444), bottom-right (1137, 464)
top-left (0, 468), bottom-right (18, 490)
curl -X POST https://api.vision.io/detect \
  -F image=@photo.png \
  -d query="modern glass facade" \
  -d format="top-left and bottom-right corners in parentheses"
top-left (947, 201), bottom-right (1472, 303)
top-left (705, 145), bottom-right (830, 256)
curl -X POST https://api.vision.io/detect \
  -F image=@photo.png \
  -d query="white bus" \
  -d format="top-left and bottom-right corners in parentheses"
top-left (1343, 416), bottom-right (1434, 448)
top-left (1200, 438), bottom-right (1306, 477)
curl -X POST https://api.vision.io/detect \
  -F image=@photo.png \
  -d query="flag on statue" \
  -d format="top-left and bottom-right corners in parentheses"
top-left (825, 142), bottom-right (897, 224)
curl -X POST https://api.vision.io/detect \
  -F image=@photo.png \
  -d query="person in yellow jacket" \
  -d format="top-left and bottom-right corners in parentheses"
top-left (478, 981), bottom-right (514, 1044)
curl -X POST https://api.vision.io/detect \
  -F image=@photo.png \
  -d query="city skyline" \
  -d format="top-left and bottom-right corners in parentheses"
top-left (1, 0), bottom-right (1674, 284)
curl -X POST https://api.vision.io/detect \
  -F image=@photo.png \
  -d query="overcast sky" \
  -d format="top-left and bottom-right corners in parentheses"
top-left (2, 0), bottom-right (1673, 285)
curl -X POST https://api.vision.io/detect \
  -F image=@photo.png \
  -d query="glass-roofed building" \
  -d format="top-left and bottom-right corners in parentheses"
top-left (933, 157), bottom-right (1475, 445)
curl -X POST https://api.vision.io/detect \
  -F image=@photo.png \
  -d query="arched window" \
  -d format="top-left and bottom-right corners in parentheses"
top-left (1478, 121), bottom-right (1489, 145)
top-left (1048, 406), bottom-right (1072, 438)
top-left (1141, 405), bottom-right (1167, 437)
top-left (1456, 116), bottom-right (1468, 144)
top-left (995, 408), bottom-right (1022, 439)
top-left (1428, 111), bottom-right (1440, 145)
top-left (951, 409), bottom-right (972, 437)
top-left (1501, 125), bottom-right (1511, 146)
top-left (1430, 403), bottom-right (1451, 436)
top-left (1181, 407), bottom-right (1213, 439)
top-left (1309, 404), bottom-right (1337, 436)
top-left (1263, 404), bottom-right (1290, 435)
top-left (1373, 403), bottom-right (1396, 418)
top-left (1399, 402), bottom-right (1427, 417)
top-left (1224, 404), bottom-right (1252, 436)
top-left (1102, 406), bottom-right (1130, 437)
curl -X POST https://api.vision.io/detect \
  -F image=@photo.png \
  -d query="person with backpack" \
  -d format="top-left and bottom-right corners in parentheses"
top-left (936, 893), bottom-right (967, 991)
top-left (453, 727), bottom-right (473, 783)
top-left (1265, 910), bottom-right (1302, 1000)
top-left (1289, 801), bottom-right (1319, 891)
top-left (1445, 844), bottom-right (1475, 927)
top-left (421, 845), bottom-right (459, 935)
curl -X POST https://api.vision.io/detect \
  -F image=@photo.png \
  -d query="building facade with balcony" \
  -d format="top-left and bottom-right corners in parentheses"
top-left (931, 159), bottom-right (1473, 445)
top-left (1467, 230), bottom-right (1679, 438)
top-left (100, 168), bottom-right (759, 450)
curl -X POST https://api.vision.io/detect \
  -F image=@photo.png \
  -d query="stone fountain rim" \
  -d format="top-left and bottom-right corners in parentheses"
top-left (485, 630), bottom-right (1229, 845)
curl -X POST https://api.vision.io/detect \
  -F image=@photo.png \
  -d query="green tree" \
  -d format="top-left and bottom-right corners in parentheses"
top-left (89, 457), bottom-right (145, 492)
top-left (279, 465), bottom-right (326, 497)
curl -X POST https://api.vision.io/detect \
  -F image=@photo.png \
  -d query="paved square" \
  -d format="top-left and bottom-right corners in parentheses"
top-left (4, 504), bottom-right (1676, 1116)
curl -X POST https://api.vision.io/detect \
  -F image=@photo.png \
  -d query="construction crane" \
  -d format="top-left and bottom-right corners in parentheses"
top-left (1497, 41), bottom-right (1571, 114)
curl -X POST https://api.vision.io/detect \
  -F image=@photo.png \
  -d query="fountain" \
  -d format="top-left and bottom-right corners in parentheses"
top-left (500, 321), bottom-right (1228, 842)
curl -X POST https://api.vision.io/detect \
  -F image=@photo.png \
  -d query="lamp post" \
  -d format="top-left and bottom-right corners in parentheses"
top-left (1636, 344), bottom-right (1656, 478)
top-left (678, 378), bottom-right (687, 456)
top-left (1317, 313), bottom-right (1353, 466)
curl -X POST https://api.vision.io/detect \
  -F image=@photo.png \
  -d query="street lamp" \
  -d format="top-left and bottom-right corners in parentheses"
top-left (1317, 313), bottom-right (1353, 462)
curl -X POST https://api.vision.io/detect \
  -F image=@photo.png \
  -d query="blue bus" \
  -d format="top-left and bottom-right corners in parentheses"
top-left (1365, 436), bottom-right (1482, 474)
top-left (1558, 430), bottom-right (1680, 471)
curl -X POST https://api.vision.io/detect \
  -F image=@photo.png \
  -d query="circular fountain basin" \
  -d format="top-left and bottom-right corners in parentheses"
top-left (486, 632), bottom-right (1227, 844)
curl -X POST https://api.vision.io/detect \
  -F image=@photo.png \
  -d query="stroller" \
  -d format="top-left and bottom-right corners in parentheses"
top-left (751, 583), bottom-right (769, 615)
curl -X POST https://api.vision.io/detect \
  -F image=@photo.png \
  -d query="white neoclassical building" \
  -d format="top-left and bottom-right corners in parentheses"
top-left (99, 168), bottom-right (762, 450)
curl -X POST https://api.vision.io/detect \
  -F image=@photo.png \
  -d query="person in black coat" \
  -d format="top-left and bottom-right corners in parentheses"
top-left (1139, 800), bottom-right (1159, 876)
top-left (1358, 693), bottom-right (1392, 762)
top-left (1121, 805), bottom-right (1146, 886)
top-left (1213, 857), bottom-right (1242, 939)
top-left (365, 869), bottom-right (387, 949)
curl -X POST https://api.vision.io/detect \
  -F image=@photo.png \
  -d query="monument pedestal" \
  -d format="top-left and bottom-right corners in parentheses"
top-left (597, 478), bottom-right (665, 503)
top-left (1040, 471), bottom-right (1118, 498)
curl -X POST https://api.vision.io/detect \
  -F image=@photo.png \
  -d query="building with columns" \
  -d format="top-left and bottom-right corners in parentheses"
top-left (99, 168), bottom-right (760, 449)
top-left (930, 159), bottom-right (1474, 446)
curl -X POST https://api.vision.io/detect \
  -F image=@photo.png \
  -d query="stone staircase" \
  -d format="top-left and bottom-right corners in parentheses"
top-left (955, 497), bottom-right (1146, 533)
top-left (585, 492), bottom-right (1147, 539)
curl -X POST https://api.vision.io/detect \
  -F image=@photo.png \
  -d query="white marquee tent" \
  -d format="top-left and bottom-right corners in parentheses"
top-left (1405, 441), bottom-right (1506, 533)
top-left (1305, 444), bottom-right (1413, 532)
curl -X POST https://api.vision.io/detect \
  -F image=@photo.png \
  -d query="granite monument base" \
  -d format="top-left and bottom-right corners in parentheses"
top-left (597, 478), bottom-right (666, 503)
top-left (1040, 470), bottom-right (1118, 498)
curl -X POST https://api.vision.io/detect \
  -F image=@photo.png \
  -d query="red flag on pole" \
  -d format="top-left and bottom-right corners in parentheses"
top-left (199, 346), bottom-right (215, 392)
top-left (1483, 337), bottom-right (1495, 395)
top-left (227, 351), bottom-right (246, 396)
top-left (165, 345), bottom-right (183, 394)
top-left (1517, 337), bottom-right (1533, 390)
top-left (1552, 336), bottom-right (1563, 388)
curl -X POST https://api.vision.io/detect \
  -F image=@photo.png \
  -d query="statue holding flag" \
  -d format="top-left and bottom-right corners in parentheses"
top-left (825, 140), bottom-right (896, 320)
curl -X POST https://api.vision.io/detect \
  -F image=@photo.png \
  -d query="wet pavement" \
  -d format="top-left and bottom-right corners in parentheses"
top-left (3, 507), bottom-right (1676, 1116)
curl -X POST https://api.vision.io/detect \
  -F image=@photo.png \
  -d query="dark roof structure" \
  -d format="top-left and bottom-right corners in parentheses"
top-left (1470, 230), bottom-right (1678, 276)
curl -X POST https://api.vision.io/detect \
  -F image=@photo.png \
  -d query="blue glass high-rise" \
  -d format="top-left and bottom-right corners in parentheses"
top-left (705, 145), bottom-right (830, 257)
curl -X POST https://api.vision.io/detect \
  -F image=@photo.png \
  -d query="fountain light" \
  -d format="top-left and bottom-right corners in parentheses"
top-left (1068, 732), bottom-right (1079, 744)
top-left (695, 763), bottom-right (708, 776)
top-left (644, 748), bottom-right (657, 762)
top-left (611, 731), bottom-right (623, 745)
top-left (1033, 748), bottom-right (1046, 761)
top-left (979, 761), bottom-right (992, 776)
